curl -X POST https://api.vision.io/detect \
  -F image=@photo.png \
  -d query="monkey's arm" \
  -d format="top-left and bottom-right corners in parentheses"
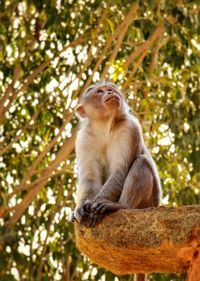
top-left (74, 179), bottom-right (101, 220)
top-left (74, 131), bottom-right (103, 222)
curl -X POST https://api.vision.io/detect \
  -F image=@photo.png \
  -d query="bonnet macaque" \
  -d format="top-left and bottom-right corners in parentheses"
top-left (73, 81), bottom-right (162, 228)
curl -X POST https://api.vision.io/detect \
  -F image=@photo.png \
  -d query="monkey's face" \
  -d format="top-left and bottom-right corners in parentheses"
top-left (76, 85), bottom-right (123, 120)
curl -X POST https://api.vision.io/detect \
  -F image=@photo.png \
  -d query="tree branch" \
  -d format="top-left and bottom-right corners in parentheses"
top-left (4, 128), bottom-right (76, 226)
top-left (75, 206), bottom-right (200, 277)
top-left (81, 4), bottom-right (139, 93)
top-left (10, 112), bottom-right (73, 196)
top-left (0, 35), bottom-right (87, 124)
top-left (101, 3), bottom-right (138, 79)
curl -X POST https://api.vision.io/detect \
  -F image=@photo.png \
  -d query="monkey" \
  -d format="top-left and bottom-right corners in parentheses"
top-left (72, 81), bottom-right (162, 228)
top-left (72, 81), bottom-right (162, 281)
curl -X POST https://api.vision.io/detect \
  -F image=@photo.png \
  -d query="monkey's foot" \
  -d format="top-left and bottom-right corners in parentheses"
top-left (81, 211), bottom-right (104, 228)
top-left (91, 200), bottom-right (121, 215)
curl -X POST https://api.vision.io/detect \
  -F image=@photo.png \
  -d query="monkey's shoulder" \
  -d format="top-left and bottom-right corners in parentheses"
top-left (127, 113), bottom-right (142, 128)
top-left (118, 114), bottom-right (143, 137)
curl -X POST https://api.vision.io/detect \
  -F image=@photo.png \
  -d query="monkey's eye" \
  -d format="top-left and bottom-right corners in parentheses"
top-left (107, 89), bottom-right (113, 94)
top-left (97, 89), bottom-right (104, 94)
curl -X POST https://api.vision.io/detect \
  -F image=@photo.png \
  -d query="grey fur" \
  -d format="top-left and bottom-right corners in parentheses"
top-left (74, 82), bottom-right (162, 228)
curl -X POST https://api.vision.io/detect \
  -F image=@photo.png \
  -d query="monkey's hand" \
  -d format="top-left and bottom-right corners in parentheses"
top-left (81, 211), bottom-right (104, 228)
top-left (91, 197), bottom-right (121, 215)
top-left (75, 201), bottom-right (104, 227)
top-left (74, 200), bottom-right (92, 223)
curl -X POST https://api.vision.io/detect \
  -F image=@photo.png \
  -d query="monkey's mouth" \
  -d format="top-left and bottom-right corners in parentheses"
top-left (105, 96), bottom-right (119, 103)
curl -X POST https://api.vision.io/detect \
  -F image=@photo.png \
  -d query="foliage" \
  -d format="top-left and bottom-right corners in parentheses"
top-left (0, 0), bottom-right (199, 280)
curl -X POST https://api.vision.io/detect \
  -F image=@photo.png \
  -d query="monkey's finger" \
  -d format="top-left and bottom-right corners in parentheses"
top-left (78, 208), bottom-right (85, 217)
top-left (87, 216), bottom-right (95, 228)
top-left (98, 214), bottom-right (104, 224)
top-left (90, 218), bottom-right (97, 228)
top-left (91, 215), bottom-right (101, 228)
top-left (95, 204), bottom-right (106, 214)
top-left (70, 213), bottom-right (75, 222)
top-left (91, 202), bottom-right (101, 213)
top-left (99, 205), bottom-right (107, 214)
top-left (83, 212), bottom-right (94, 227)
top-left (81, 215), bottom-right (90, 226)
top-left (83, 202), bottom-right (91, 212)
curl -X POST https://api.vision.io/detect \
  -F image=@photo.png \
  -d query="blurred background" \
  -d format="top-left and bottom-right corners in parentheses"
top-left (0, 0), bottom-right (199, 280)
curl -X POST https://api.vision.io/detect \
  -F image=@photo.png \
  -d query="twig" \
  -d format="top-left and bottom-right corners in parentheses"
top-left (7, 125), bottom-right (75, 202)
top-left (123, 16), bottom-right (177, 89)
top-left (5, 129), bottom-right (76, 226)
top-left (0, 101), bottom-right (45, 155)
top-left (36, 177), bottom-right (66, 280)
top-left (0, 34), bottom-right (87, 124)
top-left (81, 4), bottom-right (139, 93)
top-left (101, 3), bottom-right (138, 79)
top-left (147, 38), bottom-right (162, 78)
top-left (15, 112), bottom-right (73, 191)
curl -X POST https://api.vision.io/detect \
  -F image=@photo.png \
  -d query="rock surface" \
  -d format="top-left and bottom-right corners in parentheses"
top-left (75, 206), bottom-right (200, 275)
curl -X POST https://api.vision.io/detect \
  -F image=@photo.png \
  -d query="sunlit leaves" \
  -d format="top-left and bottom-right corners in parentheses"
top-left (0, 1), bottom-right (200, 281)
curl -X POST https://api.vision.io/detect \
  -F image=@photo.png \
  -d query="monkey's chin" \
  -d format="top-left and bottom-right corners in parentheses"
top-left (104, 97), bottom-right (120, 109)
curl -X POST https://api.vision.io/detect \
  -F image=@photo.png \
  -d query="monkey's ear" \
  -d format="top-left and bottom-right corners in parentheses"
top-left (76, 104), bottom-right (86, 118)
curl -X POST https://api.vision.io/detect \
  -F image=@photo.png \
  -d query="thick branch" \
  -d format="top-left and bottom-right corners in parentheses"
top-left (75, 206), bottom-right (200, 276)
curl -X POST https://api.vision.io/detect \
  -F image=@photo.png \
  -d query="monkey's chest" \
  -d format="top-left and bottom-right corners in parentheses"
top-left (95, 140), bottom-right (117, 172)
top-left (93, 128), bottom-right (126, 171)
top-left (97, 144), bottom-right (109, 167)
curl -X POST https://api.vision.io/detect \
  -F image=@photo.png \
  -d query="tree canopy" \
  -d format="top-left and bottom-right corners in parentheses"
top-left (0, 0), bottom-right (199, 280)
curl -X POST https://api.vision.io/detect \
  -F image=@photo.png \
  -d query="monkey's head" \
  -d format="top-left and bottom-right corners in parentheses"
top-left (76, 82), bottom-right (125, 120)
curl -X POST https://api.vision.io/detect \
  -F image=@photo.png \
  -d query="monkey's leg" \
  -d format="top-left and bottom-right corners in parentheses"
top-left (119, 156), bottom-right (154, 209)
top-left (90, 156), bottom-right (157, 217)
